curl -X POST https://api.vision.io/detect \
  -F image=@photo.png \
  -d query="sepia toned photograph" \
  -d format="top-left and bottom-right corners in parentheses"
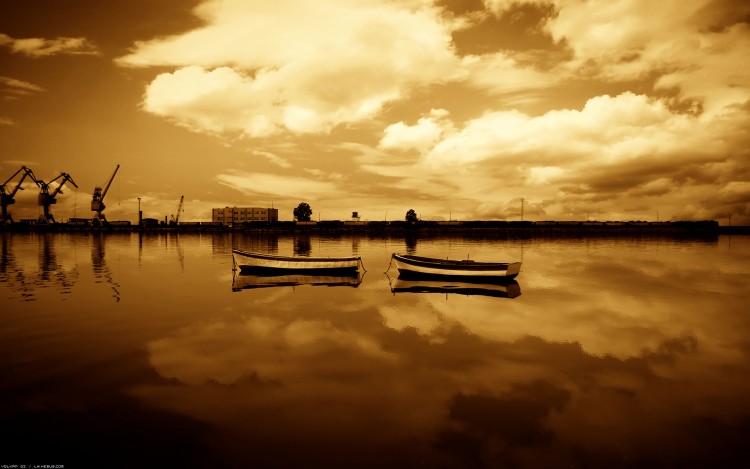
top-left (1, 0), bottom-right (749, 467)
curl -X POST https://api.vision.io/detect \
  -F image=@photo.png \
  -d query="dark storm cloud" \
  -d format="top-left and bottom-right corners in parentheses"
top-left (695, 0), bottom-right (750, 31)
top-left (438, 0), bottom-right (485, 16)
top-left (0, 0), bottom-right (203, 54)
top-left (447, 381), bottom-right (570, 446)
top-left (450, 2), bottom-right (560, 55)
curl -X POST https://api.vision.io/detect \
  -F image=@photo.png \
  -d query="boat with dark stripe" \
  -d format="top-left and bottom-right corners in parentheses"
top-left (232, 249), bottom-right (362, 273)
top-left (391, 253), bottom-right (521, 280)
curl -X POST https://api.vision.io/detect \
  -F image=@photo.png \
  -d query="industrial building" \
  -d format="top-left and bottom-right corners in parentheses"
top-left (212, 207), bottom-right (278, 225)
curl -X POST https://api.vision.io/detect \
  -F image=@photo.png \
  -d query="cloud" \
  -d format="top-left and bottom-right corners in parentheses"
top-left (250, 150), bottom-right (291, 169)
top-left (461, 51), bottom-right (561, 96)
top-left (483, 0), bottom-right (750, 113)
top-left (0, 33), bottom-right (99, 57)
top-left (149, 317), bottom-right (396, 386)
top-left (423, 93), bottom-right (714, 170)
top-left (716, 182), bottom-right (750, 204)
top-left (0, 77), bottom-right (45, 122)
top-left (216, 171), bottom-right (339, 199)
top-left (0, 76), bottom-right (45, 96)
top-left (379, 109), bottom-right (454, 152)
top-left (105, 0), bottom-right (750, 224)
top-left (367, 91), bottom-right (750, 222)
top-left (118, 0), bottom-right (463, 137)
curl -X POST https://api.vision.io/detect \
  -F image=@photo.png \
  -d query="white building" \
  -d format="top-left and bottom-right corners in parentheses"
top-left (212, 207), bottom-right (279, 225)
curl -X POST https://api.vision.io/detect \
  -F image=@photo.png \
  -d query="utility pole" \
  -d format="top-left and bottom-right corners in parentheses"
top-left (521, 198), bottom-right (525, 221)
top-left (137, 197), bottom-right (141, 226)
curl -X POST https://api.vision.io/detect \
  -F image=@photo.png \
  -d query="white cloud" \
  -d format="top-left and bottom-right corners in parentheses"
top-left (483, 0), bottom-right (750, 113)
top-left (424, 92), bottom-right (698, 168)
top-left (143, 66), bottom-right (267, 135)
top-left (366, 91), bottom-right (750, 222)
top-left (0, 33), bottom-right (99, 57)
top-left (379, 109), bottom-right (454, 152)
top-left (102, 0), bottom-right (750, 224)
top-left (119, 0), bottom-right (463, 137)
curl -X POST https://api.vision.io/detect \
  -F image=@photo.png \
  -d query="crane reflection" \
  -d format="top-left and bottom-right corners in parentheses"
top-left (0, 233), bottom-right (79, 300)
top-left (91, 233), bottom-right (121, 302)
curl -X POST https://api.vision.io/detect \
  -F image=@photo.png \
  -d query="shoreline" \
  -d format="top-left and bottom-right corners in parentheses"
top-left (2, 220), bottom-right (746, 236)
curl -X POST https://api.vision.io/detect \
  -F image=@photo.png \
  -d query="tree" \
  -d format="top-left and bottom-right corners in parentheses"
top-left (294, 202), bottom-right (313, 221)
top-left (405, 209), bottom-right (418, 223)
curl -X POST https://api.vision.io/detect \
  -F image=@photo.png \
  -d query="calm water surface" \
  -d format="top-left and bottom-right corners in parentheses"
top-left (1, 232), bottom-right (749, 468)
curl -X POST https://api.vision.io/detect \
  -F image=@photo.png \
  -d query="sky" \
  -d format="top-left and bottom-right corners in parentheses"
top-left (1, 0), bottom-right (749, 224)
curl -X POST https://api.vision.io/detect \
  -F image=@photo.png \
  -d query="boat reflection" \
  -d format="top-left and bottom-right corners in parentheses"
top-left (232, 271), bottom-right (363, 291)
top-left (389, 275), bottom-right (521, 298)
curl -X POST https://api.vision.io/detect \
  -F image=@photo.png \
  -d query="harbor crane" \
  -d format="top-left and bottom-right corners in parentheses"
top-left (91, 164), bottom-right (120, 226)
top-left (38, 172), bottom-right (78, 224)
top-left (169, 195), bottom-right (184, 225)
top-left (1, 166), bottom-right (41, 223)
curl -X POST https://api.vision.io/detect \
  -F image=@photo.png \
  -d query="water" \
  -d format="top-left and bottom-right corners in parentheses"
top-left (1, 232), bottom-right (749, 468)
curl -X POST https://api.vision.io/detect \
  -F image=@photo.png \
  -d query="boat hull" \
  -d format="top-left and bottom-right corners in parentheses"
top-left (232, 250), bottom-right (360, 273)
top-left (392, 253), bottom-right (521, 280)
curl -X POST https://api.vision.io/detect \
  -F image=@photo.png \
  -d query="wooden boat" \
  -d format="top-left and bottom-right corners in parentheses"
top-left (390, 277), bottom-right (521, 298)
top-left (232, 272), bottom-right (362, 291)
top-left (232, 249), bottom-right (361, 274)
top-left (391, 253), bottom-right (521, 280)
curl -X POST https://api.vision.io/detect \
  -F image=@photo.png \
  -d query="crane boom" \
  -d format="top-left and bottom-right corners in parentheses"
top-left (2, 166), bottom-right (41, 223)
top-left (2, 166), bottom-right (27, 190)
top-left (44, 173), bottom-right (78, 198)
top-left (38, 172), bottom-right (78, 224)
top-left (100, 164), bottom-right (120, 200)
top-left (2, 166), bottom-right (40, 197)
top-left (91, 164), bottom-right (120, 225)
top-left (170, 195), bottom-right (184, 225)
